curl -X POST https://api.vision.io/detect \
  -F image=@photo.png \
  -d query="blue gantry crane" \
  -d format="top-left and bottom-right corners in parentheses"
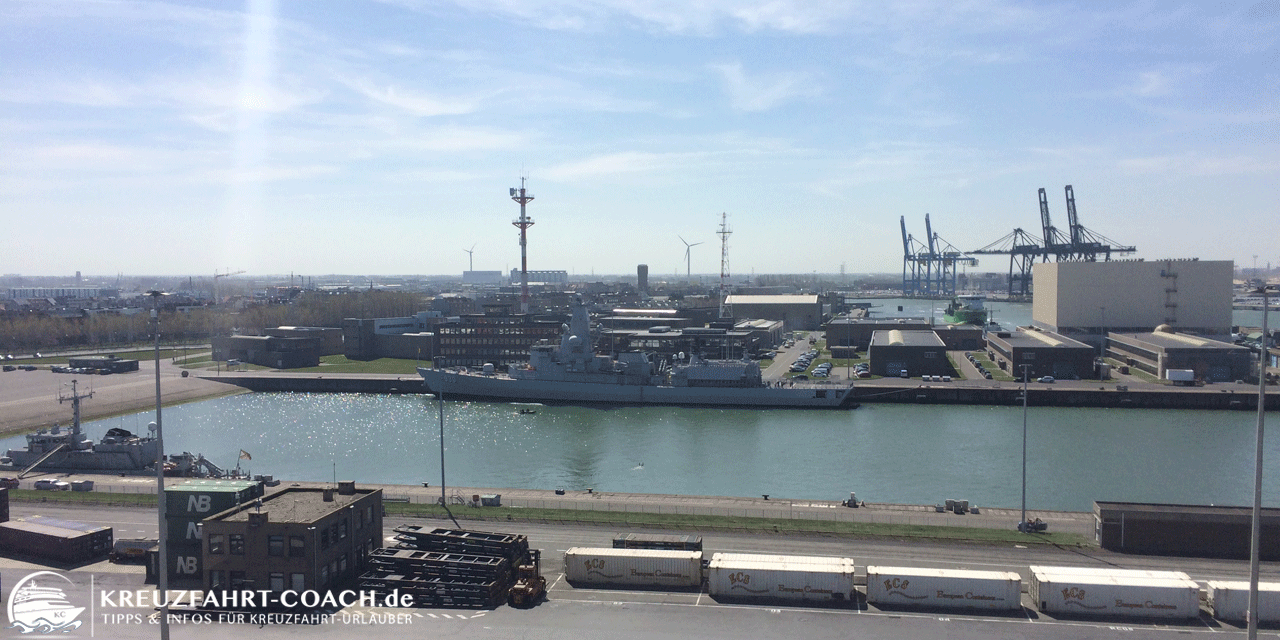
top-left (901, 214), bottom-right (978, 298)
top-left (972, 186), bottom-right (1136, 298)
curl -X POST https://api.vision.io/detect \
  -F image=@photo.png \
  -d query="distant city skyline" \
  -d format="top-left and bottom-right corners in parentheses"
top-left (3, 1), bottom-right (1278, 277)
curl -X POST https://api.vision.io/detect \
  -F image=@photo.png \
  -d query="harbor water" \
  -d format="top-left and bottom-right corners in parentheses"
top-left (5, 393), bottom-right (1277, 513)
top-left (4, 298), bottom-right (1270, 513)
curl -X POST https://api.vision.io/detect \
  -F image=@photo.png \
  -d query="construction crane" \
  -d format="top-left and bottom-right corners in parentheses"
top-left (900, 214), bottom-right (978, 298)
top-left (972, 186), bottom-right (1136, 298)
top-left (213, 269), bottom-right (246, 303)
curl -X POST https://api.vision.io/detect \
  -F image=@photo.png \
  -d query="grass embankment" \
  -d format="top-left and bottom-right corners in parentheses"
top-left (970, 354), bottom-right (1016, 382)
top-left (22, 348), bottom-right (198, 366)
top-left (9, 490), bottom-right (1088, 547)
top-left (9, 489), bottom-right (156, 508)
top-left (1103, 358), bottom-right (1163, 383)
top-left (382, 502), bottom-right (1089, 547)
top-left (291, 356), bottom-right (427, 375)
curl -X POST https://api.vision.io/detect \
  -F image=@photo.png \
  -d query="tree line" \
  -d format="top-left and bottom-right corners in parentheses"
top-left (0, 290), bottom-right (426, 354)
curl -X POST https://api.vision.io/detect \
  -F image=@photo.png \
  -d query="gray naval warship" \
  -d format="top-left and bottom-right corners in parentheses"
top-left (419, 299), bottom-right (856, 408)
top-left (3, 379), bottom-right (239, 477)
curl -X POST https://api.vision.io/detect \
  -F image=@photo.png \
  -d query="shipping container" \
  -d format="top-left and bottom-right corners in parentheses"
top-left (111, 538), bottom-right (158, 563)
top-left (1207, 580), bottom-right (1280, 622)
top-left (0, 515), bottom-right (112, 563)
top-left (166, 516), bottom-right (204, 545)
top-left (1030, 570), bottom-right (1200, 619)
top-left (564, 548), bottom-right (703, 589)
top-left (166, 539), bottom-right (204, 583)
top-left (1028, 565), bottom-right (1191, 581)
top-left (613, 533), bottom-right (703, 551)
top-left (708, 554), bottom-right (855, 602)
top-left (164, 479), bottom-right (263, 518)
top-left (866, 566), bottom-right (1022, 611)
top-left (711, 552), bottom-right (849, 566)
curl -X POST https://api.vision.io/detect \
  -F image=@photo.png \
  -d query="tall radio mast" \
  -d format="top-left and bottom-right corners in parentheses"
top-left (717, 212), bottom-right (732, 319)
top-left (510, 178), bottom-right (535, 314)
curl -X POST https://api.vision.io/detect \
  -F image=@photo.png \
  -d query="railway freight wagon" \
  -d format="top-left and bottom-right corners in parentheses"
top-left (564, 548), bottom-right (703, 590)
top-left (707, 553), bottom-right (855, 602)
top-left (865, 566), bottom-right (1022, 611)
top-left (1029, 568), bottom-right (1200, 620)
top-left (1207, 581), bottom-right (1280, 622)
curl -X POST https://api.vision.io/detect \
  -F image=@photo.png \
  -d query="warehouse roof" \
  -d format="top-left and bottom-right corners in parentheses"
top-left (1110, 331), bottom-right (1245, 351)
top-left (987, 329), bottom-right (1091, 350)
top-left (724, 295), bottom-right (818, 305)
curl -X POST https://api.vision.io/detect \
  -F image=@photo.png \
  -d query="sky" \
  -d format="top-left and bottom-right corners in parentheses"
top-left (2, 0), bottom-right (1279, 279)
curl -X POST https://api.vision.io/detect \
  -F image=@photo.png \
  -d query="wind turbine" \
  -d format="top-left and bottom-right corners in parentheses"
top-left (464, 244), bottom-right (476, 272)
top-left (679, 236), bottom-right (703, 279)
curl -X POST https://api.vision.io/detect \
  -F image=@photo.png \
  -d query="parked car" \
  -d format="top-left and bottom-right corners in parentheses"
top-left (34, 479), bottom-right (70, 491)
top-left (1038, 376), bottom-right (1055, 384)
top-left (0, 477), bottom-right (19, 489)
top-left (2, 365), bottom-right (14, 372)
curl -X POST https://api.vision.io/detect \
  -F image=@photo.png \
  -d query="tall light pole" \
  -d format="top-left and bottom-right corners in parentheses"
top-left (1248, 285), bottom-right (1273, 639)
top-left (147, 289), bottom-right (170, 640)
top-left (1020, 364), bottom-right (1030, 533)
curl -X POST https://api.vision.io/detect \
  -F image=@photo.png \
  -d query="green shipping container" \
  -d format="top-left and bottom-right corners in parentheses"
top-left (164, 480), bottom-right (262, 517)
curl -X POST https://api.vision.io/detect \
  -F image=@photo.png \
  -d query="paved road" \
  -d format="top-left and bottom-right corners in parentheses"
top-left (2, 503), bottom-right (1273, 639)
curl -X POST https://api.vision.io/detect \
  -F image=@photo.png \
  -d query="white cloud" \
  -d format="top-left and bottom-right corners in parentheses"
top-left (544, 150), bottom-right (710, 179)
top-left (710, 63), bottom-right (820, 112)
top-left (344, 79), bottom-right (479, 116)
top-left (1118, 152), bottom-right (1280, 176)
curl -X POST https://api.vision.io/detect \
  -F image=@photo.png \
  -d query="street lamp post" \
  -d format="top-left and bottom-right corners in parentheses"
top-left (147, 289), bottom-right (170, 640)
top-left (1020, 364), bottom-right (1030, 533)
top-left (1248, 285), bottom-right (1273, 639)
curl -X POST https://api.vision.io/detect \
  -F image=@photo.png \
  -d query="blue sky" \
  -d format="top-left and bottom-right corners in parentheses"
top-left (3, 0), bottom-right (1278, 279)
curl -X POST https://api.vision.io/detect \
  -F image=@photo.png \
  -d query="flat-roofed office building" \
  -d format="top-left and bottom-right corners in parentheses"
top-left (202, 483), bottom-right (383, 598)
top-left (868, 330), bottom-right (952, 378)
top-left (986, 329), bottom-right (1096, 380)
top-left (1107, 328), bottom-right (1252, 382)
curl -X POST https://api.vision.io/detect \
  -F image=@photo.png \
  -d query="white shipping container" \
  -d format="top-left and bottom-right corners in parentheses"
top-left (1031, 571), bottom-right (1200, 619)
top-left (1028, 565), bottom-right (1191, 581)
top-left (707, 555), bottom-right (855, 602)
top-left (1207, 581), bottom-right (1280, 622)
top-left (866, 566), bottom-right (1022, 611)
top-left (710, 552), bottom-right (852, 567)
top-left (564, 548), bottom-right (703, 589)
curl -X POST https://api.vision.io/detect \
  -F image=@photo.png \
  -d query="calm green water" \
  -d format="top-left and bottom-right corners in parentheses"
top-left (6, 300), bottom-right (1267, 512)
top-left (7, 393), bottom-right (1276, 513)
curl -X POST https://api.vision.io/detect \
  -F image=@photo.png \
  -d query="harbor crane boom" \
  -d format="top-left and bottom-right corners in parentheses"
top-left (971, 185), bottom-right (1136, 298)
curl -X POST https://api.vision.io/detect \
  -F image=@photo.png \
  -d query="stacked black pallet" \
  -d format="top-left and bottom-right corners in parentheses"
top-left (392, 525), bottom-right (530, 566)
top-left (359, 547), bottom-right (512, 609)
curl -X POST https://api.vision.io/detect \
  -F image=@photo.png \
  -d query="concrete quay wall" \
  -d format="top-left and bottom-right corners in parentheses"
top-left (212, 374), bottom-right (1278, 410)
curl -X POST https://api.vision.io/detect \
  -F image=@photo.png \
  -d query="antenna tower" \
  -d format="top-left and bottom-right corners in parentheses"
top-left (58, 379), bottom-right (93, 440)
top-left (717, 212), bottom-right (732, 318)
top-left (510, 178), bottom-right (535, 313)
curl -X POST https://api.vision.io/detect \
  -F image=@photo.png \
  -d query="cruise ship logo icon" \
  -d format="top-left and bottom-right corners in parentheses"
top-left (6, 571), bottom-right (85, 634)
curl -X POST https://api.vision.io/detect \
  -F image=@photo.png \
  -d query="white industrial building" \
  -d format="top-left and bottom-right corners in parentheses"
top-left (1031, 259), bottom-right (1233, 343)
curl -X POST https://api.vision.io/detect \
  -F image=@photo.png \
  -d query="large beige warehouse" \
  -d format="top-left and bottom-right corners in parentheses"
top-left (1031, 259), bottom-right (1233, 343)
top-left (723, 294), bottom-right (822, 331)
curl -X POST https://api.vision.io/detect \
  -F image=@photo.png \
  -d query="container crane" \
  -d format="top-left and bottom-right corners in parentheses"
top-left (971, 186), bottom-right (1136, 298)
top-left (901, 214), bottom-right (978, 298)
